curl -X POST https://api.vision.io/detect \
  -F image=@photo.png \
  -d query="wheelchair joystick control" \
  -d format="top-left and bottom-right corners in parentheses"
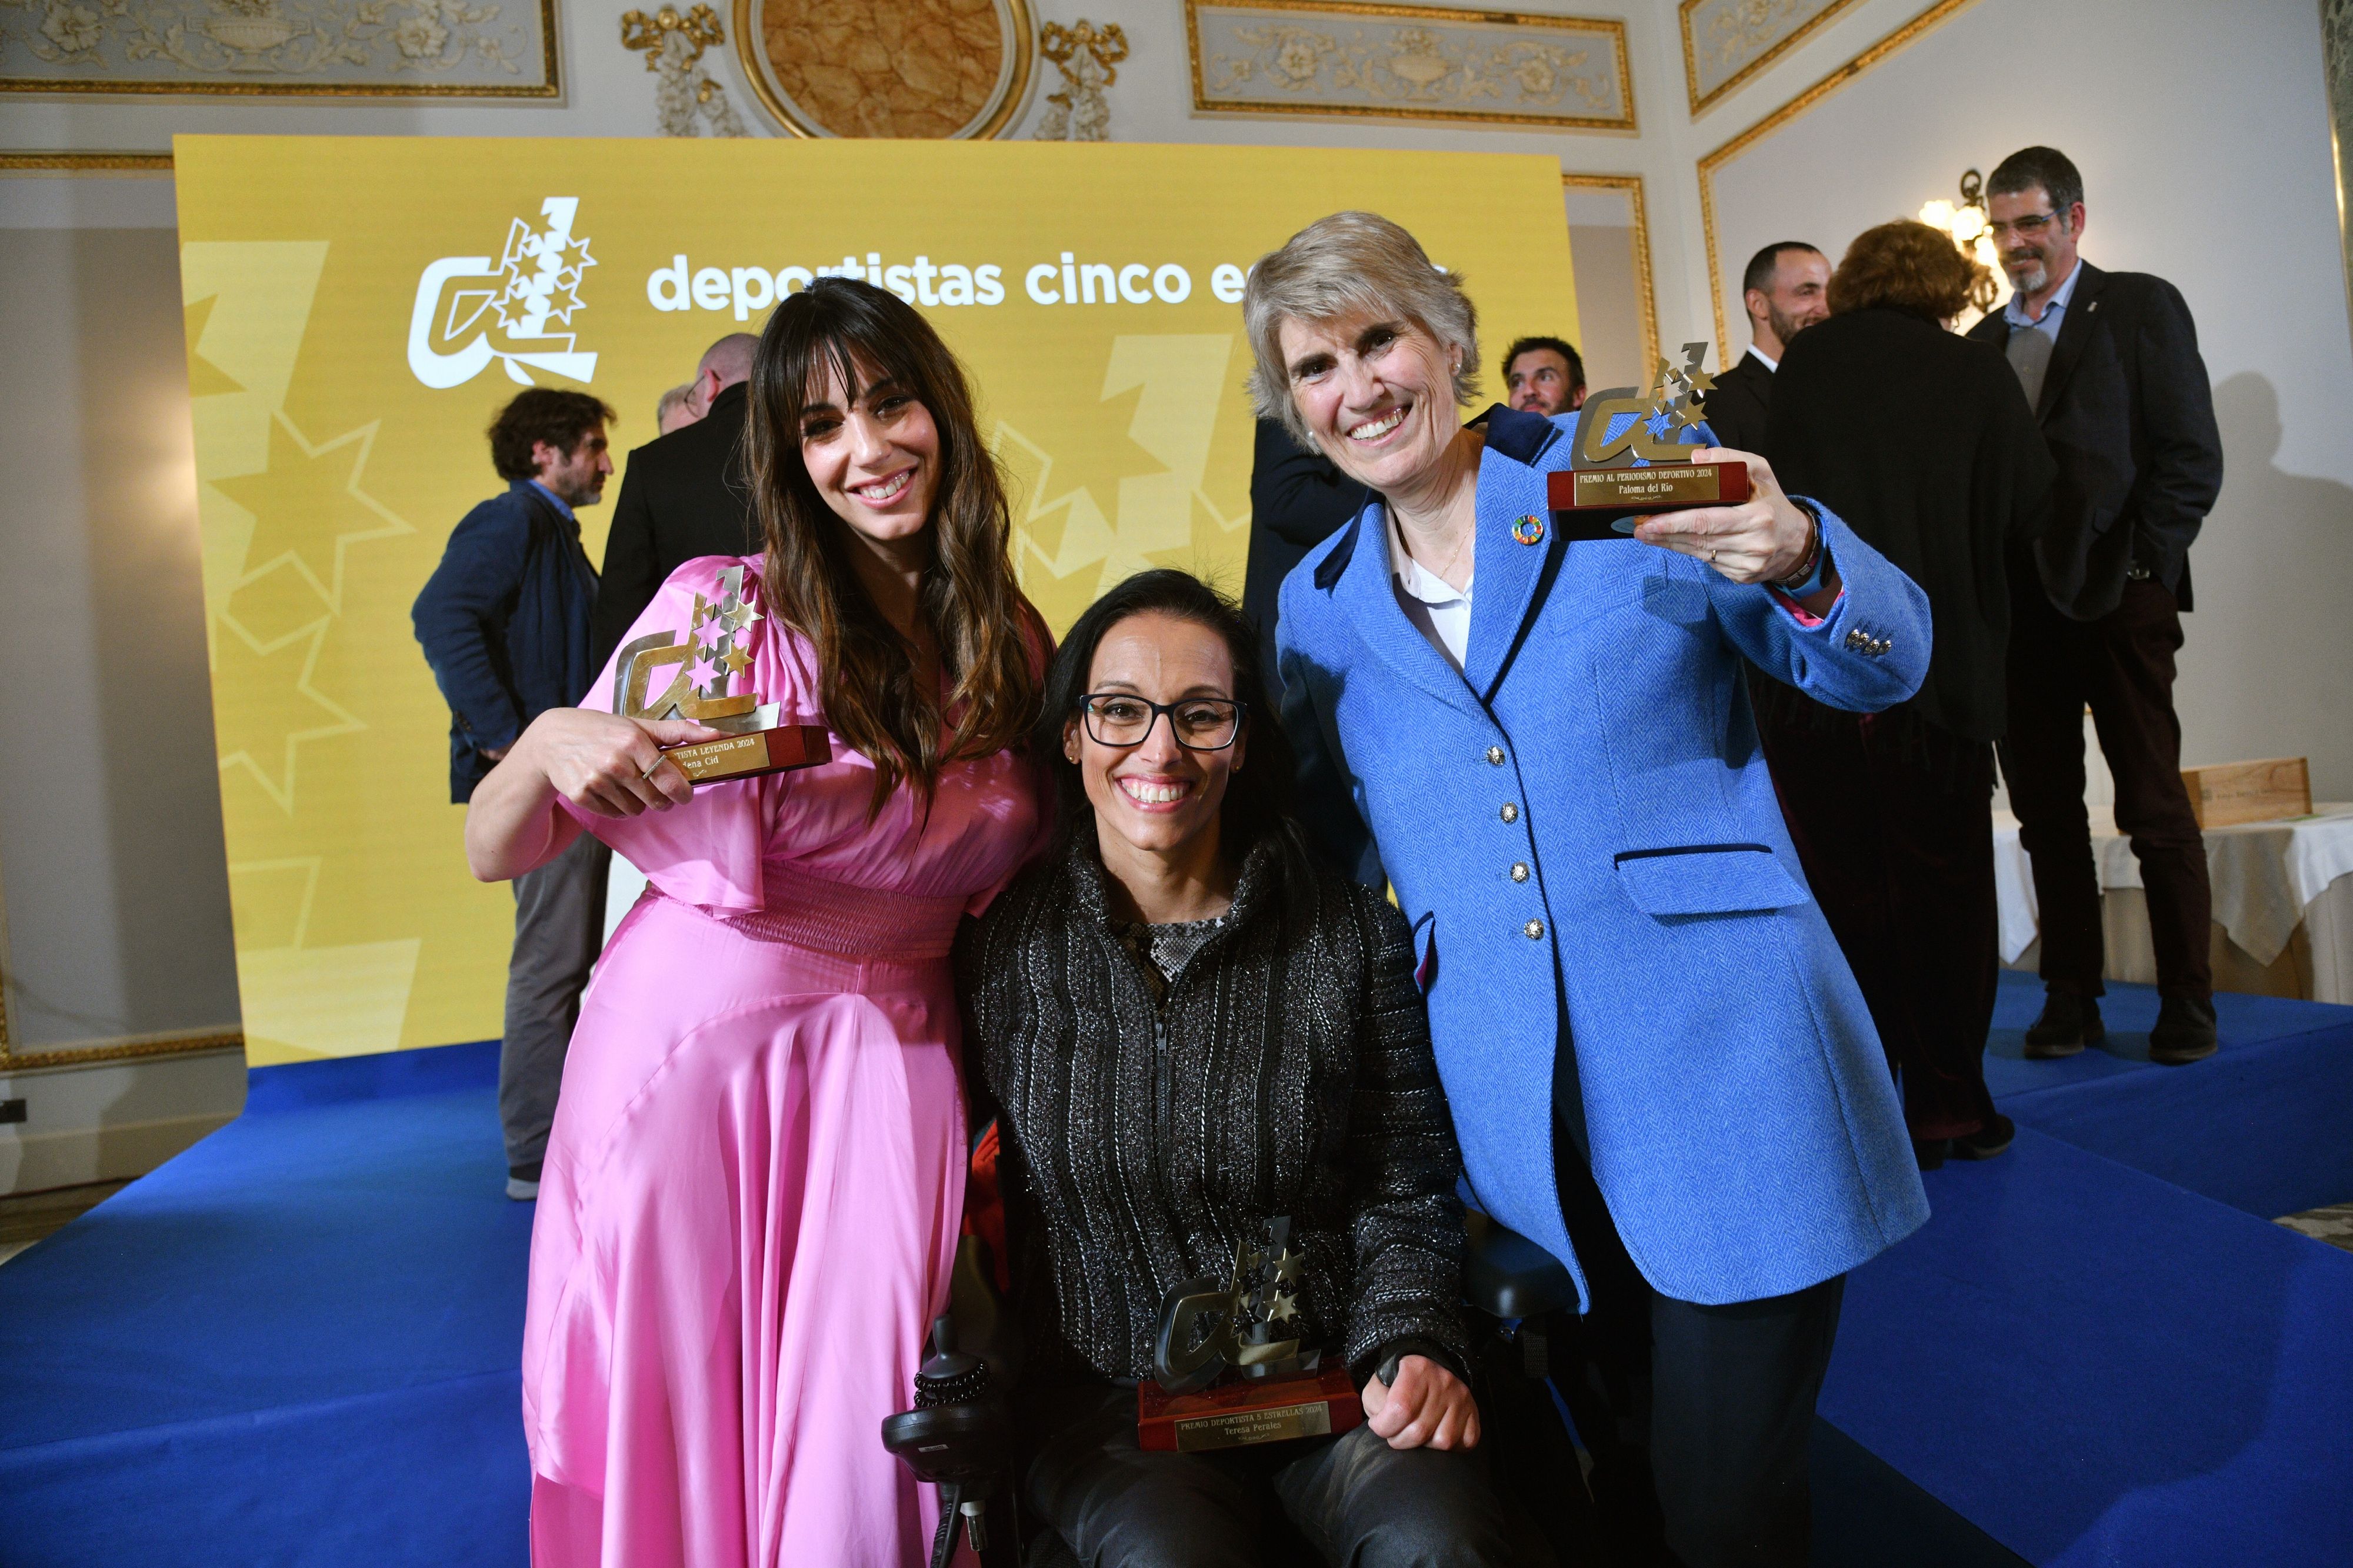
top-left (882, 1315), bottom-right (1013, 1568)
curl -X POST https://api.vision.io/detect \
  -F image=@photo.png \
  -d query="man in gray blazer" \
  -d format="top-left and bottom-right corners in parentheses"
top-left (1967, 145), bottom-right (2225, 1065)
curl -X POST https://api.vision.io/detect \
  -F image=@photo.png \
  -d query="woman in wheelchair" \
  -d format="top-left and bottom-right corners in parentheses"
top-left (956, 569), bottom-right (1551, 1566)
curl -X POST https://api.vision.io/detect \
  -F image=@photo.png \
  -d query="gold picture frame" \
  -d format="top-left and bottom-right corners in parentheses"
top-left (1562, 172), bottom-right (1660, 384)
top-left (0, 151), bottom-right (174, 173)
top-left (732, 0), bottom-right (1036, 139)
top-left (1697, 0), bottom-right (1979, 350)
top-left (0, 0), bottom-right (557, 98)
top-left (1185, 0), bottom-right (1634, 132)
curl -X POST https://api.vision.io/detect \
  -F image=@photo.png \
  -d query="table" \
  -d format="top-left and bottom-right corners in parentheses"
top-left (1994, 804), bottom-right (2353, 1003)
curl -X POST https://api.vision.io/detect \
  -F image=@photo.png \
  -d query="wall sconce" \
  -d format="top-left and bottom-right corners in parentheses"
top-left (1918, 168), bottom-right (2004, 315)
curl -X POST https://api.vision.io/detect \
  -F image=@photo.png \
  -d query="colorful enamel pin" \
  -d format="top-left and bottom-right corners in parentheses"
top-left (1512, 513), bottom-right (1547, 546)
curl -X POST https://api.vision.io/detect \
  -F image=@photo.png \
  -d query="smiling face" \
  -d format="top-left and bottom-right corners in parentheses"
top-left (1987, 185), bottom-right (2084, 303)
top-left (795, 355), bottom-right (941, 552)
top-left (1277, 310), bottom-right (1464, 495)
top-left (1066, 611), bottom-right (1245, 864)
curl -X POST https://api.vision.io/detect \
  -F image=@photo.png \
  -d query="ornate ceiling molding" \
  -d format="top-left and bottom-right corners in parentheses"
top-left (1186, 0), bottom-right (1634, 132)
top-left (0, 0), bottom-right (556, 97)
top-left (1679, 0), bottom-right (1860, 118)
top-left (733, 0), bottom-right (1035, 138)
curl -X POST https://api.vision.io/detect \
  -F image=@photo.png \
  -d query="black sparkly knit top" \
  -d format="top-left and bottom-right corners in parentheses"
top-left (955, 823), bottom-right (1469, 1389)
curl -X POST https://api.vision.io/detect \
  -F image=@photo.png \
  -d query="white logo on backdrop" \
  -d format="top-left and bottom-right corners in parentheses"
top-left (406, 197), bottom-right (599, 389)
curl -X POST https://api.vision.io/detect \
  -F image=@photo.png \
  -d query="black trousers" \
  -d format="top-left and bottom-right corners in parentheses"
top-left (1756, 701), bottom-right (2001, 1142)
top-left (1547, 1143), bottom-right (1845, 1568)
top-left (1022, 1381), bottom-right (1554, 1568)
top-left (2000, 568), bottom-right (2213, 1002)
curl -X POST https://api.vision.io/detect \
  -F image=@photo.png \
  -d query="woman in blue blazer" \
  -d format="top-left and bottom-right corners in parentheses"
top-left (1250, 212), bottom-right (1932, 1567)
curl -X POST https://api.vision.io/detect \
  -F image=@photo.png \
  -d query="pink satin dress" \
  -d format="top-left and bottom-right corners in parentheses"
top-left (521, 556), bottom-right (1044, 1567)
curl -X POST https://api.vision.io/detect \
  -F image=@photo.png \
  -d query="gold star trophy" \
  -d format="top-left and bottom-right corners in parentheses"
top-left (1548, 341), bottom-right (1752, 538)
top-left (609, 565), bottom-right (832, 783)
top-left (1138, 1216), bottom-right (1365, 1452)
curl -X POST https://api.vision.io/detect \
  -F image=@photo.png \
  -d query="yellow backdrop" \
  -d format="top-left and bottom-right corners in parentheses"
top-left (171, 135), bottom-right (1579, 1063)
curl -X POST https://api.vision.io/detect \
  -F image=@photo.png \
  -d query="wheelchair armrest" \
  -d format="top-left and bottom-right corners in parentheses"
top-left (1464, 1211), bottom-right (1577, 1320)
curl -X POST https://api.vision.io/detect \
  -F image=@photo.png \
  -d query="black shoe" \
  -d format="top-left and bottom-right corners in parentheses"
top-left (1913, 1137), bottom-right (1949, 1170)
top-left (1949, 1113), bottom-right (2015, 1160)
top-left (2149, 996), bottom-right (2219, 1065)
top-left (2024, 989), bottom-right (2104, 1059)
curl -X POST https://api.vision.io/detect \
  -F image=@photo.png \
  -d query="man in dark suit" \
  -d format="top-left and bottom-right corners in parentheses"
top-left (412, 388), bottom-right (615, 1199)
top-left (591, 332), bottom-right (761, 668)
top-left (1967, 145), bottom-right (2225, 1065)
top-left (1707, 241), bottom-right (1828, 455)
top-left (1241, 416), bottom-right (1363, 696)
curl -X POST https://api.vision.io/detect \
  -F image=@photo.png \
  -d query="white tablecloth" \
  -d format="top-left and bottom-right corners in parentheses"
top-left (1994, 804), bottom-right (2353, 1001)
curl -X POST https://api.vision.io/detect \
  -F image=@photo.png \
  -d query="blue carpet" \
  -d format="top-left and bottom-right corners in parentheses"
top-left (5, 983), bottom-right (2351, 1567)
top-left (0, 1040), bottom-right (530, 1568)
top-left (1985, 970), bottom-right (2353, 1218)
top-left (1822, 1126), bottom-right (2353, 1566)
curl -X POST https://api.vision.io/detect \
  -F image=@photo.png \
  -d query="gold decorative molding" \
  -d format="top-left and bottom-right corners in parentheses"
top-left (1185, 0), bottom-right (1634, 132)
top-left (733, 0), bottom-right (1035, 139)
top-left (1697, 0), bottom-right (1978, 350)
top-left (0, 150), bottom-right (173, 172)
top-left (1034, 18), bottom-right (1127, 141)
top-left (620, 3), bottom-right (749, 136)
top-left (0, 1030), bottom-right (245, 1072)
top-left (1562, 172), bottom-right (1659, 377)
top-left (1679, 0), bottom-right (1859, 117)
top-left (0, 0), bottom-right (556, 96)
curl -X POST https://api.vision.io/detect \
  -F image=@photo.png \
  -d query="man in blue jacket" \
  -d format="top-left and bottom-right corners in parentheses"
top-left (1251, 212), bottom-right (1930, 1567)
top-left (413, 388), bottom-right (614, 1200)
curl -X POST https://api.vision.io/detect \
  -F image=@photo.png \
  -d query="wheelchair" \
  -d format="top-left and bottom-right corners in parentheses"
top-left (883, 1124), bottom-right (1598, 1567)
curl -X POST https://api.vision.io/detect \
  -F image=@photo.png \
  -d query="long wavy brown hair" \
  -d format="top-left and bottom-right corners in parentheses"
top-left (744, 278), bottom-right (1041, 814)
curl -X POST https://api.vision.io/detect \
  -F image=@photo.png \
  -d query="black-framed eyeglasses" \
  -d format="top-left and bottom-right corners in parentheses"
top-left (1986, 210), bottom-right (2064, 240)
top-left (1078, 693), bottom-right (1247, 752)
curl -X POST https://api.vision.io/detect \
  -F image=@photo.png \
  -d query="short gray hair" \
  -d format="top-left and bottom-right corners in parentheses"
top-left (1242, 211), bottom-right (1481, 449)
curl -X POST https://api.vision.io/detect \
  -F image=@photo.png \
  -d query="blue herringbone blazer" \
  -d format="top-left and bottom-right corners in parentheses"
top-left (1275, 406), bottom-right (1932, 1307)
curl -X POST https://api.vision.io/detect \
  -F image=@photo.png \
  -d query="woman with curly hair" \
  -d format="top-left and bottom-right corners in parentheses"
top-left (1757, 218), bottom-right (2057, 1168)
top-left (463, 277), bottom-right (1049, 1566)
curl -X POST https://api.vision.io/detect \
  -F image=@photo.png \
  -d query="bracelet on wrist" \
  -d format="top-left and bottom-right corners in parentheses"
top-left (1769, 513), bottom-right (1822, 594)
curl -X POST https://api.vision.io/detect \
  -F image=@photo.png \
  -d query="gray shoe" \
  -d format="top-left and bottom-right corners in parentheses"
top-left (506, 1176), bottom-right (540, 1201)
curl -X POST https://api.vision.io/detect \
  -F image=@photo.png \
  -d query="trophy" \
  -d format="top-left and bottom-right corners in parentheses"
top-left (1137, 1217), bottom-right (1365, 1452)
top-left (610, 564), bottom-right (832, 783)
top-left (1546, 341), bottom-right (1751, 540)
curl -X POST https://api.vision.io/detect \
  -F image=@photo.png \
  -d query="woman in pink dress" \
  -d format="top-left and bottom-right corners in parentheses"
top-left (463, 277), bottom-right (1048, 1567)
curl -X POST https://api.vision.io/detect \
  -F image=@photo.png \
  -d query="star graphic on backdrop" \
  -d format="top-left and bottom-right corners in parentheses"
top-left (210, 617), bottom-right (364, 813)
top-left (1016, 382), bottom-right (1169, 563)
top-left (182, 295), bottom-right (245, 398)
top-left (211, 413), bottom-right (413, 613)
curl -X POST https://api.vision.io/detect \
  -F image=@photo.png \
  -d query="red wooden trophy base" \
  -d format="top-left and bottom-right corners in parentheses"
top-left (661, 724), bottom-right (832, 784)
top-left (1138, 1366), bottom-right (1363, 1453)
top-left (1548, 461), bottom-right (1749, 514)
